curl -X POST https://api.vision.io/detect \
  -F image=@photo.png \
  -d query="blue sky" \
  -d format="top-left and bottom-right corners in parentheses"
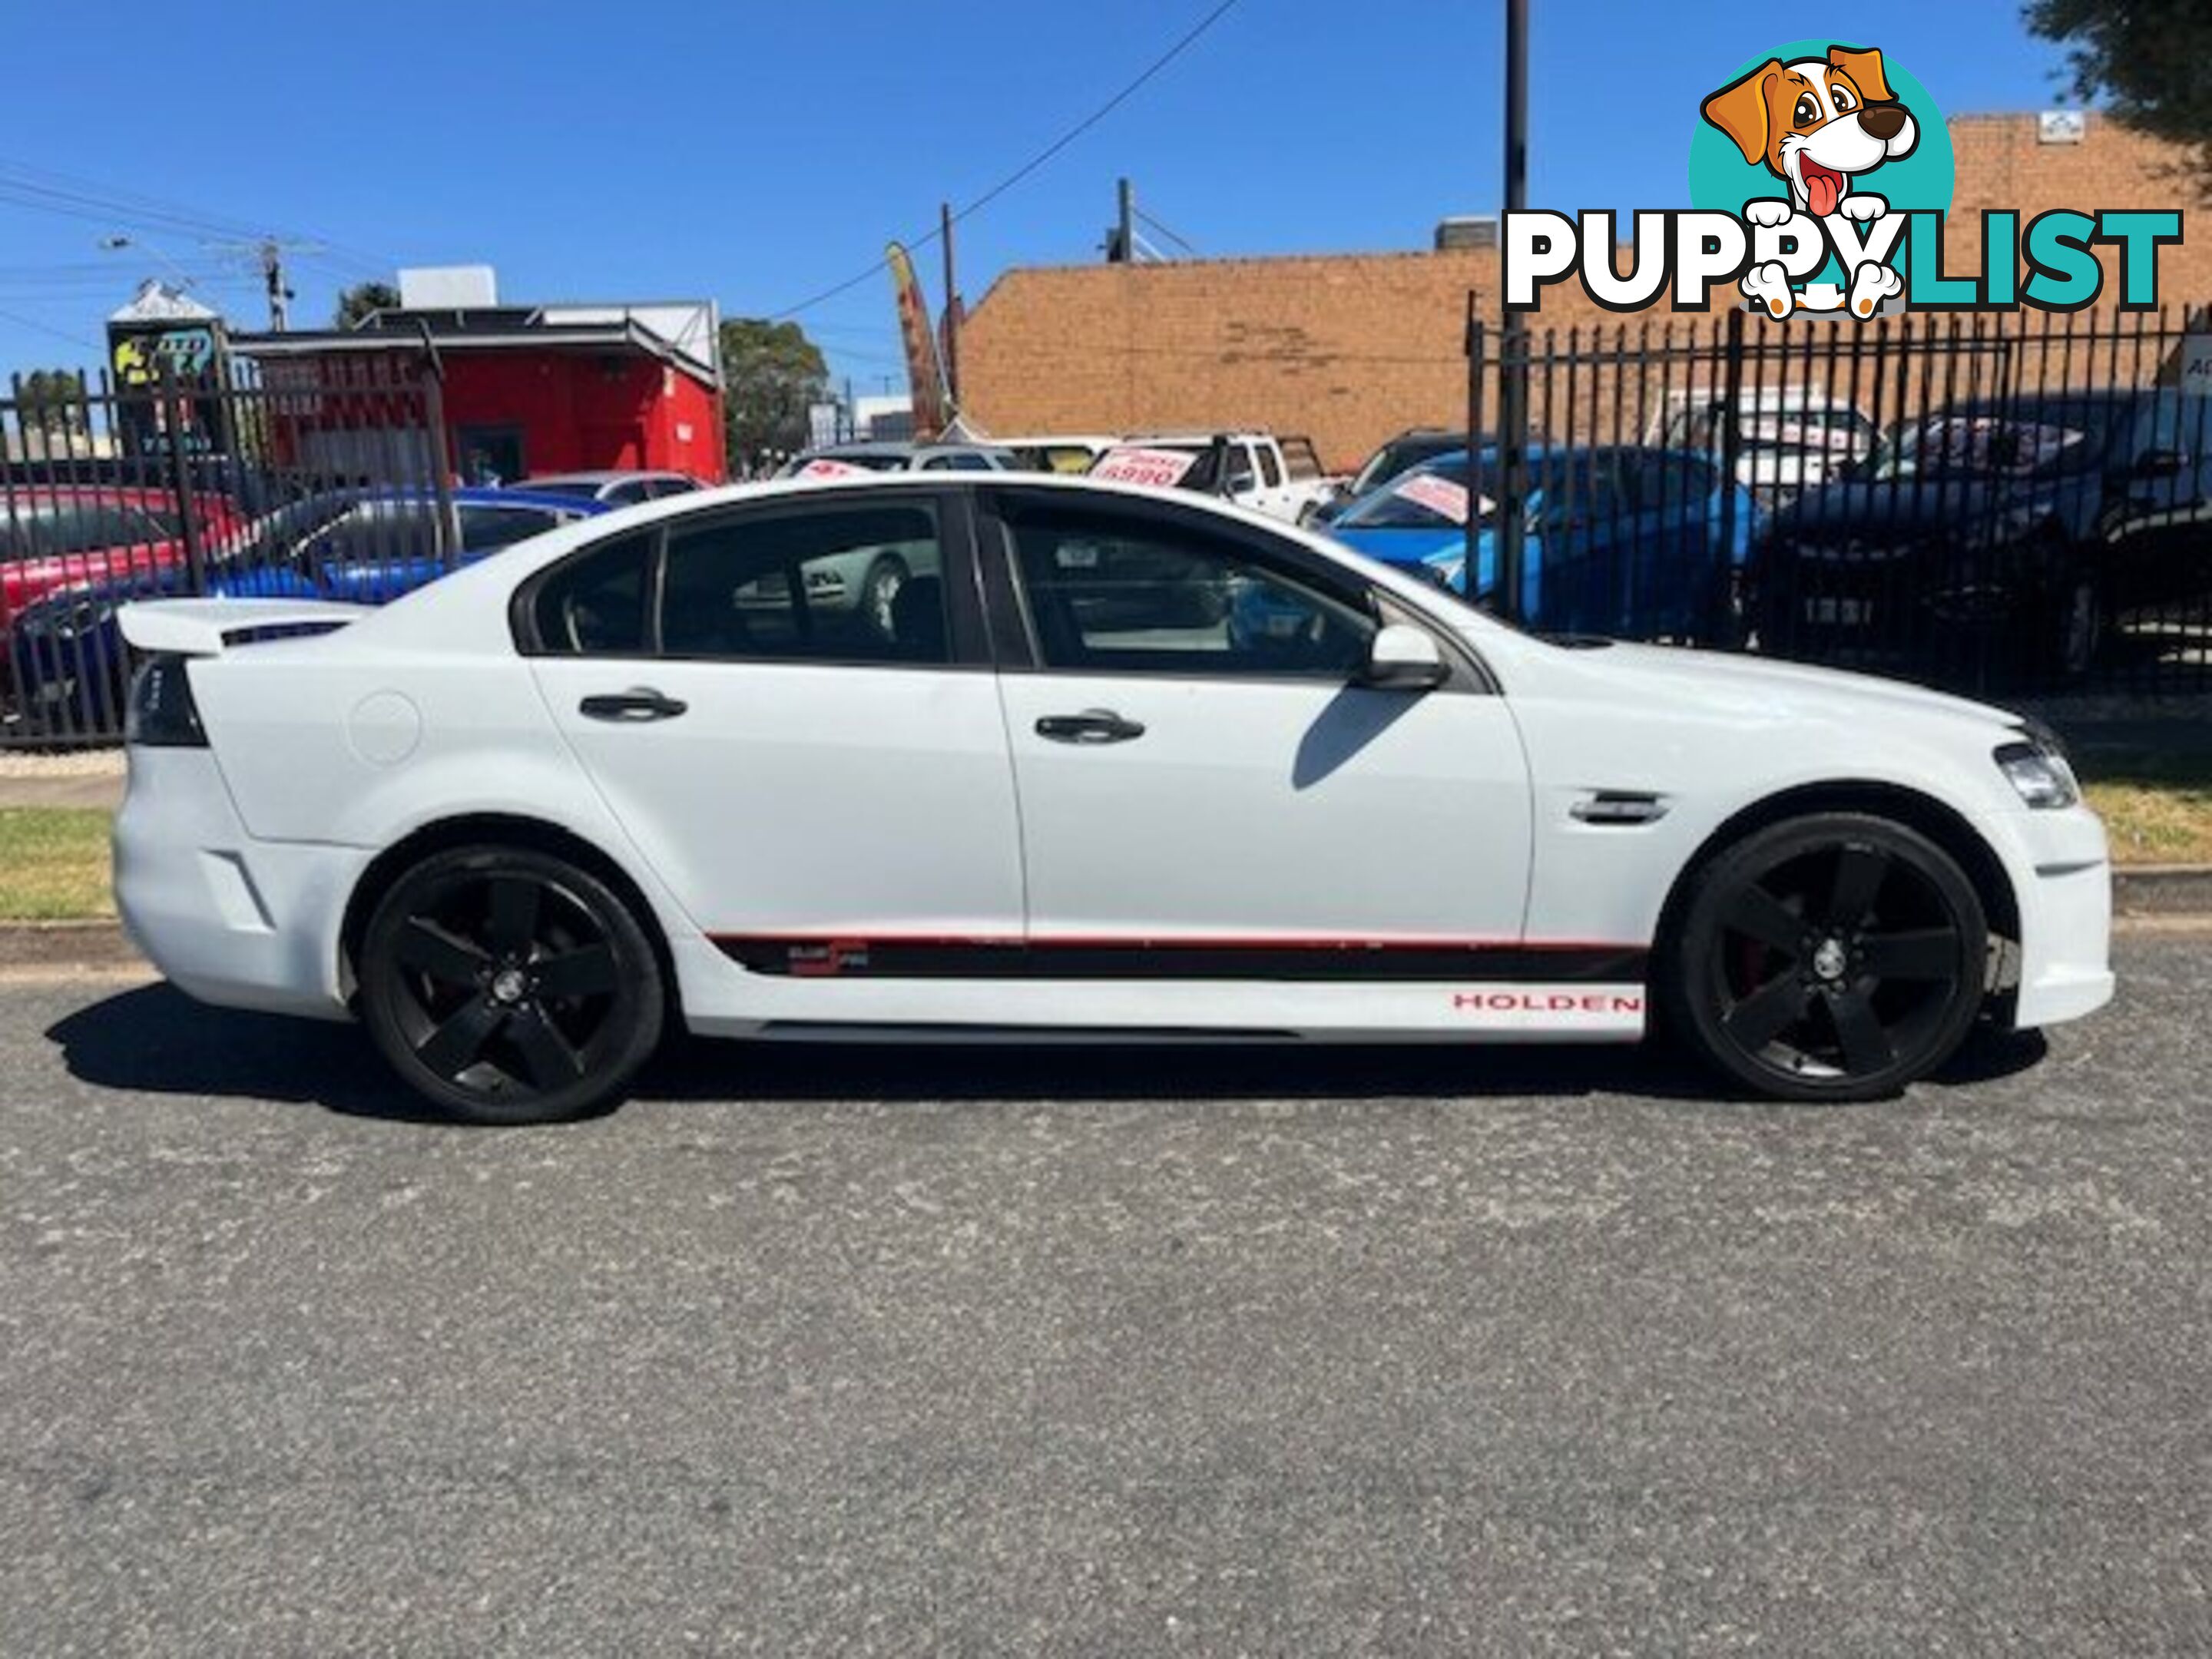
top-left (2, 0), bottom-right (2074, 391)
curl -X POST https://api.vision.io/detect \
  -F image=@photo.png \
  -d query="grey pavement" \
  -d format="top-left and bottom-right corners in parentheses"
top-left (1, 938), bottom-right (2207, 1654)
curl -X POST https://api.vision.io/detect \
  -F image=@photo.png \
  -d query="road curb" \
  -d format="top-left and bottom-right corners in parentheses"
top-left (0, 873), bottom-right (2206, 974)
top-left (2111, 866), bottom-right (2212, 918)
top-left (0, 921), bottom-right (142, 972)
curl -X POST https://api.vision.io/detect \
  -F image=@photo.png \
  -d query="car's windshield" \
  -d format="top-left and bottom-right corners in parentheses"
top-left (1337, 458), bottom-right (1495, 530)
top-left (1347, 438), bottom-right (1459, 498)
top-left (1869, 406), bottom-right (2113, 481)
top-left (1734, 409), bottom-right (1873, 455)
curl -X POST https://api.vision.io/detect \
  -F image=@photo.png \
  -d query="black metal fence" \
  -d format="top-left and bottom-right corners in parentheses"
top-left (5, 307), bottom-right (2209, 746)
top-left (1, 353), bottom-right (452, 747)
top-left (1465, 304), bottom-right (2212, 697)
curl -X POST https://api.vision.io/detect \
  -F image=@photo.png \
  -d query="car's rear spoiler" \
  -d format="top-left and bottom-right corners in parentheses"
top-left (118, 598), bottom-right (370, 657)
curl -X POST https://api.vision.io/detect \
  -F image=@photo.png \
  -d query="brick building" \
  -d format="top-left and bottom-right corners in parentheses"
top-left (959, 114), bottom-right (2207, 469)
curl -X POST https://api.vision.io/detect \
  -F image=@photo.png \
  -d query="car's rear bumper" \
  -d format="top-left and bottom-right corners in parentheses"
top-left (114, 746), bottom-right (367, 1021)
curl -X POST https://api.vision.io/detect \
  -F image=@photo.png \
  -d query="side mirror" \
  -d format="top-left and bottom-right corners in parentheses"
top-left (1359, 623), bottom-right (1449, 691)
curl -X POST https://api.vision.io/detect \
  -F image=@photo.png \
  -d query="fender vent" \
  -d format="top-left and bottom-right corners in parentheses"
top-left (1571, 791), bottom-right (1669, 826)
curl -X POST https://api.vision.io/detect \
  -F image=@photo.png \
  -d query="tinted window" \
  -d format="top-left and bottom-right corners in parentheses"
top-left (1348, 436), bottom-right (1460, 498)
top-left (1632, 455), bottom-right (1714, 512)
top-left (1257, 445), bottom-right (1283, 488)
top-left (605, 481), bottom-right (652, 505)
top-left (660, 504), bottom-right (947, 664)
top-left (1008, 505), bottom-right (1373, 678)
top-left (1530, 454), bottom-right (1620, 525)
top-left (532, 531), bottom-right (654, 655)
top-left (0, 501), bottom-right (164, 561)
top-left (302, 502), bottom-right (442, 566)
top-left (649, 476), bottom-right (699, 498)
top-left (459, 505), bottom-right (562, 551)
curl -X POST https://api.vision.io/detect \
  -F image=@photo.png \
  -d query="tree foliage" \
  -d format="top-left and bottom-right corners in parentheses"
top-left (718, 317), bottom-right (829, 468)
top-left (2025, 0), bottom-right (2212, 175)
top-left (334, 281), bottom-right (402, 329)
top-left (16, 367), bottom-right (88, 434)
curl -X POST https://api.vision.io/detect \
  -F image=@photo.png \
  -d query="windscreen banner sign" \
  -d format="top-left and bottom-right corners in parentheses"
top-left (1092, 446), bottom-right (1200, 488)
top-left (1390, 472), bottom-right (1475, 525)
top-left (1503, 38), bottom-right (2180, 323)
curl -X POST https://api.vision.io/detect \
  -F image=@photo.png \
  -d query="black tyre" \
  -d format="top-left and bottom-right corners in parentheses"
top-left (1667, 813), bottom-right (1988, 1102)
top-left (358, 845), bottom-right (664, 1125)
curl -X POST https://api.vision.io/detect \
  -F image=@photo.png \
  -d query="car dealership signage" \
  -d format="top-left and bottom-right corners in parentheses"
top-left (1503, 38), bottom-right (2180, 322)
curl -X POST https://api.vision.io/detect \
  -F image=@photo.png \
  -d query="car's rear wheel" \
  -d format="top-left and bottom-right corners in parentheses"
top-left (1667, 813), bottom-right (1988, 1102)
top-left (359, 846), bottom-right (664, 1125)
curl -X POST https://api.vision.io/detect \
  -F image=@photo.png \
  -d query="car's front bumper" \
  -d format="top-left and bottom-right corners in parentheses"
top-left (114, 746), bottom-right (369, 1021)
top-left (1989, 800), bottom-right (2114, 1030)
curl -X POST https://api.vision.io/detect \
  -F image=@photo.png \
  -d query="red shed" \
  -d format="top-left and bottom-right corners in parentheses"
top-left (233, 297), bottom-right (726, 485)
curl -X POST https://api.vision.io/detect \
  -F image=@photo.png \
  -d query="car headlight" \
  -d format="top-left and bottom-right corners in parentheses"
top-left (1995, 726), bottom-right (2079, 810)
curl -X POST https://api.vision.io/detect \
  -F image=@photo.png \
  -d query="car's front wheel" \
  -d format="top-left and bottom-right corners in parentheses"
top-left (1667, 813), bottom-right (1988, 1102)
top-left (358, 845), bottom-right (664, 1124)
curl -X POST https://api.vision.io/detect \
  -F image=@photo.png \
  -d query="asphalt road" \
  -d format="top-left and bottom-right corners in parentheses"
top-left (2, 936), bottom-right (2207, 1656)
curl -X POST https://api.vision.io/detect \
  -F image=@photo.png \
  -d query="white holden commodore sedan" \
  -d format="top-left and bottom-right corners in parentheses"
top-left (113, 473), bottom-right (2112, 1124)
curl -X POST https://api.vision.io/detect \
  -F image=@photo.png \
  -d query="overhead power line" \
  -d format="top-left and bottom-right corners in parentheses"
top-left (767, 0), bottom-right (1244, 320)
top-left (1135, 207), bottom-right (1200, 257)
top-left (0, 306), bottom-right (98, 352)
top-left (0, 157), bottom-right (394, 280)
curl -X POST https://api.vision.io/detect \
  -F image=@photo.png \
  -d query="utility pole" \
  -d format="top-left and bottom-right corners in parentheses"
top-left (1115, 177), bottom-right (1135, 264)
top-left (1495, 0), bottom-right (1530, 625)
top-left (939, 200), bottom-right (960, 406)
top-left (260, 238), bottom-right (293, 332)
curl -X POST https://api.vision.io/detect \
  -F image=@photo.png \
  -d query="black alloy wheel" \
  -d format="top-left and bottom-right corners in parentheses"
top-left (359, 846), bottom-right (664, 1124)
top-left (1671, 813), bottom-right (1988, 1101)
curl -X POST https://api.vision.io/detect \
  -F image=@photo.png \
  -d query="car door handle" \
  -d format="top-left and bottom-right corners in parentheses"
top-left (1035, 709), bottom-right (1145, 744)
top-left (579, 688), bottom-right (687, 722)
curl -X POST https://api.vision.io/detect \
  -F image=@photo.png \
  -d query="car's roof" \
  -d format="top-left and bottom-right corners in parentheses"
top-left (467, 486), bottom-right (610, 511)
top-left (1413, 443), bottom-right (1720, 469)
top-left (1664, 386), bottom-right (1865, 412)
top-left (269, 485), bottom-right (607, 513)
top-left (0, 485), bottom-right (175, 504)
top-left (1124, 432), bottom-right (1280, 447)
top-left (1941, 389), bottom-right (2162, 414)
top-left (522, 469), bottom-right (689, 486)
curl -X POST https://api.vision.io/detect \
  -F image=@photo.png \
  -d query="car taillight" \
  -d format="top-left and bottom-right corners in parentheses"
top-left (125, 654), bottom-right (207, 748)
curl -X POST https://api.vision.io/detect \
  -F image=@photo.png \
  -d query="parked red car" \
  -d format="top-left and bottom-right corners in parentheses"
top-left (0, 488), bottom-right (243, 629)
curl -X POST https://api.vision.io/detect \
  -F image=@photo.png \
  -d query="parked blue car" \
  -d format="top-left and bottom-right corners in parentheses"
top-left (1323, 445), bottom-right (1760, 641)
top-left (9, 487), bottom-right (604, 733)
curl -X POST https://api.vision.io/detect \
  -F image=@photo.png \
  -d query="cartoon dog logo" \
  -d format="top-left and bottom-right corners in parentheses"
top-left (1702, 45), bottom-right (1919, 318)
